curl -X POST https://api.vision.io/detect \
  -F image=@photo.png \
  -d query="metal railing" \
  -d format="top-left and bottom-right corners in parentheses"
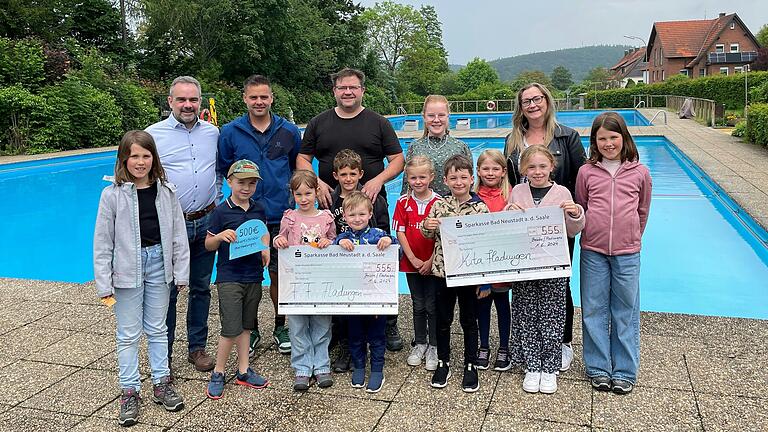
top-left (394, 98), bottom-right (573, 115)
top-left (649, 110), bottom-right (667, 125)
top-left (632, 94), bottom-right (716, 127)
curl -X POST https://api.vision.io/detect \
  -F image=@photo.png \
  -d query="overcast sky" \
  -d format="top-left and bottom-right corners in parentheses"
top-left (358, 0), bottom-right (768, 65)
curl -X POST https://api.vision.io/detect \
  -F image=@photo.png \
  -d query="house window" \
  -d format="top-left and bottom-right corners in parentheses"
top-left (730, 43), bottom-right (739, 53)
top-left (680, 70), bottom-right (688, 76)
top-left (720, 67), bottom-right (729, 75)
top-left (715, 44), bottom-right (725, 53)
top-left (699, 68), bottom-right (706, 76)
top-left (734, 66), bottom-right (744, 74)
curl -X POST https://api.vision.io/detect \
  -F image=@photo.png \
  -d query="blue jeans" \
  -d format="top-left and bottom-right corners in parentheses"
top-left (580, 250), bottom-right (641, 383)
top-left (166, 212), bottom-right (216, 358)
top-left (287, 314), bottom-right (332, 376)
top-left (114, 244), bottom-right (170, 390)
top-left (348, 315), bottom-right (387, 372)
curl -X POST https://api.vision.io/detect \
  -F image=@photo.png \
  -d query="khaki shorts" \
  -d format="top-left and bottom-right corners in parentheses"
top-left (217, 282), bottom-right (262, 338)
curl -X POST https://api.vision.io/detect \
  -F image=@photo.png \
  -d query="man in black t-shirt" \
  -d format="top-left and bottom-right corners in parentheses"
top-left (297, 68), bottom-right (405, 355)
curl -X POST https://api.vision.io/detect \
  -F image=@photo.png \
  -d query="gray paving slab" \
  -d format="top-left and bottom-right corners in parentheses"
top-left (637, 335), bottom-right (695, 391)
top-left (0, 322), bottom-right (75, 359)
top-left (698, 393), bottom-right (768, 431)
top-left (271, 393), bottom-right (389, 432)
top-left (0, 300), bottom-right (60, 336)
top-left (375, 402), bottom-right (485, 432)
top-left (69, 417), bottom-right (166, 432)
top-left (488, 372), bottom-right (592, 427)
top-left (20, 368), bottom-right (121, 416)
top-left (0, 407), bottom-right (86, 432)
top-left (0, 360), bottom-right (79, 405)
top-left (686, 345), bottom-right (768, 398)
top-left (592, 387), bottom-right (701, 430)
top-left (34, 303), bottom-right (111, 332)
top-left (28, 331), bottom-right (116, 367)
top-left (482, 414), bottom-right (591, 432)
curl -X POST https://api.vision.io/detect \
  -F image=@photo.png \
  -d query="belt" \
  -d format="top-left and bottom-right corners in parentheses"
top-left (184, 202), bottom-right (215, 221)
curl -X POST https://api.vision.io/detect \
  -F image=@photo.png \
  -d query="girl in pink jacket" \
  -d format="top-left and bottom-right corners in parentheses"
top-left (506, 146), bottom-right (585, 394)
top-left (575, 112), bottom-right (652, 396)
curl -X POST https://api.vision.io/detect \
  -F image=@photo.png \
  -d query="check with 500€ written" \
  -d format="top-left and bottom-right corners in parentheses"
top-left (277, 245), bottom-right (399, 315)
top-left (440, 206), bottom-right (571, 287)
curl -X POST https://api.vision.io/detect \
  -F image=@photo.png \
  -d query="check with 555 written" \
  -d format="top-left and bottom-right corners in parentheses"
top-left (439, 206), bottom-right (571, 287)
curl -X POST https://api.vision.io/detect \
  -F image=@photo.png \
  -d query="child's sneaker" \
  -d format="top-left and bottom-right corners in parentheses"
top-left (611, 378), bottom-right (634, 395)
top-left (366, 371), bottom-right (385, 393)
top-left (407, 343), bottom-right (428, 366)
top-left (332, 343), bottom-right (351, 373)
top-left (118, 388), bottom-right (140, 427)
top-left (425, 345), bottom-right (439, 371)
top-left (273, 325), bottom-right (291, 354)
top-left (540, 372), bottom-right (557, 394)
top-left (235, 368), bottom-right (268, 389)
top-left (493, 347), bottom-right (512, 371)
top-left (206, 371), bottom-right (225, 400)
top-left (351, 368), bottom-right (365, 388)
top-left (461, 363), bottom-right (479, 393)
top-left (152, 376), bottom-right (184, 412)
top-left (249, 329), bottom-right (261, 359)
top-left (476, 347), bottom-right (490, 370)
top-left (385, 323), bottom-right (404, 351)
top-left (560, 343), bottom-right (573, 372)
top-left (523, 371), bottom-right (541, 393)
top-left (293, 375), bottom-right (311, 391)
top-left (430, 360), bottom-right (451, 388)
top-left (590, 375), bottom-right (612, 392)
top-left (315, 372), bottom-right (334, 388)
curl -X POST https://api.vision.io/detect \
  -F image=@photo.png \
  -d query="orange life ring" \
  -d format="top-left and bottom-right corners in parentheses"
top-left (199, 108), bottom-right (212, 123)
top-left (486, 100), bottom-right (496, 111)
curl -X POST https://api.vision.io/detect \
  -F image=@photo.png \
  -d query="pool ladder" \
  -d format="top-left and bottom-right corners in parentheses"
top-left (649, 110), bottom-right (667, 125)
top-left (634, 100), bottom-right (646, 108)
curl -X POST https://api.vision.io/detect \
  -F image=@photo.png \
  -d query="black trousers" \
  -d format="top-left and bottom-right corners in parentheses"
top-left (435, 279), bottom-right (478, 366)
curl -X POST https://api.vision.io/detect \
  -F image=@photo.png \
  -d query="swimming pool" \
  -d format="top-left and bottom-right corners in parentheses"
top-left (388, 109), bottom-right (651, 131)
top-left (2, 136), bottom-right (766, 319)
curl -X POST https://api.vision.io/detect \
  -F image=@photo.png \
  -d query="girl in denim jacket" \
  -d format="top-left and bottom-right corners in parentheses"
top-left (93, 130), bottom-right (190, 427)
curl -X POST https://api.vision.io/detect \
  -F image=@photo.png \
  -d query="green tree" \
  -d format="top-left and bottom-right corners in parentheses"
top-left (550, 65), bottom-right (573, 90)
top-left (456, 58), bottom-right (499, 94)
top-left (757, 24), bottom-right (768, 47)
top-left (360, 1), bottom-right (424, 75)
top-left (583, 66), bottom-right (614, 89)
top-left (396, 5), bottom-right (449, 96)
top-left (510, 70), bottom-right (553, 92)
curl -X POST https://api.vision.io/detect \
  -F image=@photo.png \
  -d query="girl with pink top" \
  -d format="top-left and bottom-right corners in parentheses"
top-left (273, 170), bottom-right (337, 391)
top-left (576, 112), bottom-right (651, 396)
top-left (472, 149), bottom-right (514, 371)
top-left (506, 146), bottom-right (584, 394)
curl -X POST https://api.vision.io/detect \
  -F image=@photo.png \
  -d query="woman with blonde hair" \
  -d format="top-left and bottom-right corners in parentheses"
top-left (401, 95), bottom-right (472, 197)
top-left (504, 83), bottom-right (586, 373)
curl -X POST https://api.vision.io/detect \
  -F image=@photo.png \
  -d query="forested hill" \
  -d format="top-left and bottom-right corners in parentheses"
top-left (487, 45), bottom-right (633, 82)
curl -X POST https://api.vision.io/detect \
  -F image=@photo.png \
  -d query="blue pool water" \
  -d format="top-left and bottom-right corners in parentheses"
top-left (388, 109), bottom-right (651, 131)
top-left (2, 137), bottom-right (766, 319)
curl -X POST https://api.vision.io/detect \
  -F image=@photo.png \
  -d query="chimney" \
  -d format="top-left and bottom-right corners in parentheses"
top-left (719, 12), bottom-right (726, 17)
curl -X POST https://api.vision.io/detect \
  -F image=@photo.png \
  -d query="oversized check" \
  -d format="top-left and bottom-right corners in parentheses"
top-left (440, 206), bottom-right (571, 286)
top-left (277, 245), bottom-right (399, 315)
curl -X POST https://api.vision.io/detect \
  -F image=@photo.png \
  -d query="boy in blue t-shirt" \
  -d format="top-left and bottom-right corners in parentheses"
top-left (334, 191), bottom-right (397, 393)
top-left (204, 160), bottom-right (270, 399)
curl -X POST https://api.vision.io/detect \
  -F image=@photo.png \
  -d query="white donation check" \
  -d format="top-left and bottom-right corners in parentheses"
top-left (440, 206), bottom-right (571, 287)
top-left (278, 245), bottom-right (399, 315)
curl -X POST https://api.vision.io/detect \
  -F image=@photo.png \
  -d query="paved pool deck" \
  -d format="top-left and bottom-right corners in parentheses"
top-left (1, 110), bottom-right (767, 430)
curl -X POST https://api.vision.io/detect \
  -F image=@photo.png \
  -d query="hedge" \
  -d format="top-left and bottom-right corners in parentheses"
top-left (746, 103), bottom-right (768, 146)
top-left (585, 71), bottom-right (768, 110)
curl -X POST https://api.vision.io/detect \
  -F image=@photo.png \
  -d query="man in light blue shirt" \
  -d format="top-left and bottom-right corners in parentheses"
top-left (146, 76), bottom-right (219, 374)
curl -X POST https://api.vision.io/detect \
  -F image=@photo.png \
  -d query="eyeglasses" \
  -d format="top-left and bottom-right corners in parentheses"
top-left (334, 85), bottom-right (363, 92)
top-left (520, 95), bottom-right (545, 107)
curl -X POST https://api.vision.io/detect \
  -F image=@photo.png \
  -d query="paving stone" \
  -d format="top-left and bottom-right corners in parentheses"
top-left (393, 362), bottom-right (498, 411)
top-left (272, 392), bottom-right (388, 432)
top-left (29, 331), bottom-right (116, 367)
top-left (0, 359), bottom-right (79, 405)
top-left (0, 323), bottom-right (75, 359)
top-left (637, 335), bottom-right (694, 391)
top-left (592, 387), bottom-right (701, 430)
top-left (686, 346), bottom-right (768, 398)
top-left (482, 414), bottom-right (590, 432)
top-left (0, 300), bottom-right (60, 335)
top-left (173, 387), bottom-right (299, 430)
top-left (69, 417), bottom-right (166, 432)
top-left (488, 372), bottom-right (591, 427)
top-left (0, 407), bottom-right (86, 432)
top-left (698, 393), bottom-right (768, 431)
top-left (376, 402), bottom-right (484, 432)
top-left (94, 378), bottom-right (208, 427)
top-left (35, 303), bottom-right (111, 332)
top-left (38, 282), bottom-right (102, 305)
top-left (21, 368), bottom-right (120, 416)
top-left (0, 404), bottom-right (10, 415)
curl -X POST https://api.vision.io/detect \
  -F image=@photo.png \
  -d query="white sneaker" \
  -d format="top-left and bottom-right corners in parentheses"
top-left (424, 345), bottom-right (439, 371)
top-left (540, 372), bottom-right (558, 394)
top-left (523, 371), bottom-right (541, 393)
top-left (407, 343), bottom-right (428, 366)
top-left (560, 343), bottom-right (573, 372)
